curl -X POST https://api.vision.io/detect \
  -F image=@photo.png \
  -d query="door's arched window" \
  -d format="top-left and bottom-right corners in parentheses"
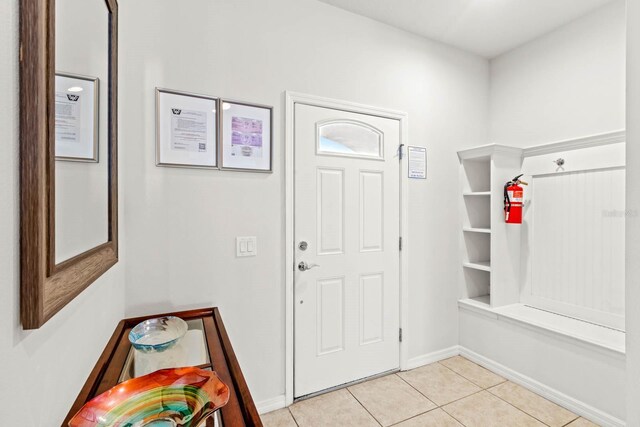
top-left (317, 120), bottom-right (383, 159)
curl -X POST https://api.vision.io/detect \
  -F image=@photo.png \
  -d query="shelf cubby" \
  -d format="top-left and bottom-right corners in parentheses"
top-left (463, 196), bottom-right (491, 229)
top-left (463, 267), bottom-right (490, 301)
top-left (461, 158), bottom-right (491, 193)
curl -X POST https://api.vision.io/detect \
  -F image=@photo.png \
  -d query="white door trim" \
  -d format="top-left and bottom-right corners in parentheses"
top-left (284, 91), bottom-right (410, 405)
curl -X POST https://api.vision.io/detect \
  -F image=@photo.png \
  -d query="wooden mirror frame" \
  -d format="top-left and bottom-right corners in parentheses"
top-left (20, 0), bottom-right (118, 329)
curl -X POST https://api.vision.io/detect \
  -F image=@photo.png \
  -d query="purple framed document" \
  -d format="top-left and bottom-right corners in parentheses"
top-left (220, 99), bottom-right (273, 172)
top-left (156, 88), bottom-right (218, 169)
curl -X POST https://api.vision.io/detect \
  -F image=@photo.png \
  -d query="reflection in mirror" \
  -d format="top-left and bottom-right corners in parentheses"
top-left (55, 0), bottom-right (109, 263)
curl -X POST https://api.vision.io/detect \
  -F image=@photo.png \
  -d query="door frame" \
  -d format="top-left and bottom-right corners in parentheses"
top-left (284, 91), bottom-right (410, 405)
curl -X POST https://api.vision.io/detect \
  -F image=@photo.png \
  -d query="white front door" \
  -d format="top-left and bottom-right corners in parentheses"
top-left (294, 103), bottom-right (401, 398)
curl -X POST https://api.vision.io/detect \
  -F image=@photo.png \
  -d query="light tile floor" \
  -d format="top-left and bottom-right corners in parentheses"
top-left (260, 356), bottom-right (600, 427)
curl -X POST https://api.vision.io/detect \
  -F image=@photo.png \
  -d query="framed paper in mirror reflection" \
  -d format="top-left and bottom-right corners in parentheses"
top-left (55, 73), bottom-right (99, 162)
top-left (20, 0), bottom-right (118, 329)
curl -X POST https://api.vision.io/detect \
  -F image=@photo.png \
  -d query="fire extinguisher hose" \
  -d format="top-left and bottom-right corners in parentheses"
top-left (504, 182), bottom-right (511, 215)
top-left (504, 174), bottom-right (524, 215)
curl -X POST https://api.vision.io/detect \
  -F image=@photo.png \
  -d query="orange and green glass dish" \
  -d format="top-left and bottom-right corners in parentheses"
top-left (69, 367), bottom-right (230, 427)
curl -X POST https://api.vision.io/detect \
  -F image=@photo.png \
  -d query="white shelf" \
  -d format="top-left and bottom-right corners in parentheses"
top-left (463, 191), bottom-right (491, 196)
top-left (460, 295), bottom-right (491, 308)
top-left (463, 227), bottom-right (491, 234)
top-left (463, 261), bottom-right (491, 272)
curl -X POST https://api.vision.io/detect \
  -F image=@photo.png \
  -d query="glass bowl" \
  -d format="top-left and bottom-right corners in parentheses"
top-left (68, 367), bottom-right (230, 427)
top-left (129, 316), bottom-right (188, 353)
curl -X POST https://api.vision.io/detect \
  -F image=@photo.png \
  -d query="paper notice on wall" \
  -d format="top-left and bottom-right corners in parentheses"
top-left (230, 116), bottom-right (263, 159)
top-left (170, 108), bottom-right (208, 152)
top-left (408, 146), bottom-right (427, 179)
top-left (55, 92), bottom-right (82, 144)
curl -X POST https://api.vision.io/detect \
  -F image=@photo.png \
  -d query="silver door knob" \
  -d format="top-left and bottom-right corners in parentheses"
top-left (298, 261), bottom-right (320, 272)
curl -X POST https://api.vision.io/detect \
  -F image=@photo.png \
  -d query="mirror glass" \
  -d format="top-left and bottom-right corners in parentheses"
top-left (54, 0), bottom-right (109, 263)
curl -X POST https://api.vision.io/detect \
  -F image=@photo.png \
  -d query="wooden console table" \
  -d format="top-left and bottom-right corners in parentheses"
top-left (63, 307), bottom-right (262, 427)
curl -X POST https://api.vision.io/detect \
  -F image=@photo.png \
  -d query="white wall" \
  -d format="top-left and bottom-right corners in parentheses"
top-left (626, 0), bottom-right (640, 425)
top-left (119, 0), bottom-right (489, 405)
top-left (0, 1), bottom-right (126, 426)
top-left (490, 0), bottom-right (626, 146)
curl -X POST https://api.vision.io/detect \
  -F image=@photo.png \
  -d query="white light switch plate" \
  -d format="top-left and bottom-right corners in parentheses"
top-left (236, 236), bottom-right (257, 257)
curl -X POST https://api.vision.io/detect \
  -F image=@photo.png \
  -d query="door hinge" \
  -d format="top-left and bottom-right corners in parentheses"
top-left (399, 236), bottom-right (402, 251)
top-left (398, 144), bottom-right (404, 160)
top-left (399, 328), bottom-right (403, 342)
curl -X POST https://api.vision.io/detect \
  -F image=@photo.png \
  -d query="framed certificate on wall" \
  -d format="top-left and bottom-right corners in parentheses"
top-left (156, 88), bottom-right (218, 168)
top-left (220, 99), bottom-right (273, 172)
top-left (55, 73), bottom-right (99, 162)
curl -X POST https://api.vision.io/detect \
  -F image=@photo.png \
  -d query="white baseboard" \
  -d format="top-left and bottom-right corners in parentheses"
top-left (256, 394), bottom-right (287, 415)
top-left (405, 345), bottom-right (460, 370)
top-left (459, 347), bottom-right (625, 427)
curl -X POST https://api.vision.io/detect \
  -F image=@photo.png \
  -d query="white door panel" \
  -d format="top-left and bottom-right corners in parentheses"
top-left (294, 103), bottom-right (400, 398)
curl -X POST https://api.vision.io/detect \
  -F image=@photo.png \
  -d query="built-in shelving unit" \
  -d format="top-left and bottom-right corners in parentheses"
top-left (458, 144), bottom-right (523, 308)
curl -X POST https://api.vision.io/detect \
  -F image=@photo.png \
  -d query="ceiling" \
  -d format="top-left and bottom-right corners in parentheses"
top-left (316, 0), bottom-right (617, 58)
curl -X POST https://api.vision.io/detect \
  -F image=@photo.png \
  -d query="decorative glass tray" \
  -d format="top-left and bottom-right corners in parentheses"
top-left (69, 367), bottom-right (229, 427)
top-left (120, 319), bottom-right (211, 382)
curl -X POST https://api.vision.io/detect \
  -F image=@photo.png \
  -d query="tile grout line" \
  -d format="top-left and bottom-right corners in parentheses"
top-left (435, 360), bottom-right (505, 395)
top-left (396, 366), bottom-right (482, 427)
top-left (485, 382), bottom-right (581, 427)
top-left (443, 358), bottom-right (581, 426)
top-left (560, 417), bottom-right (582, 427)
top-left (435, 359), bottom-right (558, 425)
top-left (396, 370), bottom-right (488, 415)
top-left (440, 388), bottom-right (485, 410)
top-left (385, 373), bottom-right (457, 427)
top-left (439, 405), bottom-right (470, 427)
top-left (345, 387), bottom-right (384, 427)
top-left (394, 373), bottom-right (439, 407)
top-left (386, 407), bottom-right (441, 427)
top-left (485, 384), bottom-right (579, 427)
top-left (287, 407), bottom-right (301, 427)
top-left (396, 361), bottom-right (502, 427)
top-left (437, 358), bottom-right (507, 390)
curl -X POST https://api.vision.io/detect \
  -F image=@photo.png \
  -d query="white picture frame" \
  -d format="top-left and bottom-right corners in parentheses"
top-left (220, 99), bottom-right (273, 172)
top-left (55, 73), bottom-right (99, 162)
top-left (156, 88), bottom-right (218, 168)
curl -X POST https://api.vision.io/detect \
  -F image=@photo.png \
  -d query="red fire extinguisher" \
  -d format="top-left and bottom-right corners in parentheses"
top-left (504, 174), bottom-right (528, 224)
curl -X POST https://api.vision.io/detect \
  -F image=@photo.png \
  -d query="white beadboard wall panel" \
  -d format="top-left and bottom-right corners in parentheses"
top-left (525, 167), bottom-right (625, 329)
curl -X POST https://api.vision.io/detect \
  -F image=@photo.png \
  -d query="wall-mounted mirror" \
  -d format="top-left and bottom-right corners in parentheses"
top-left (20, 0), bottom-right (118, 329)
